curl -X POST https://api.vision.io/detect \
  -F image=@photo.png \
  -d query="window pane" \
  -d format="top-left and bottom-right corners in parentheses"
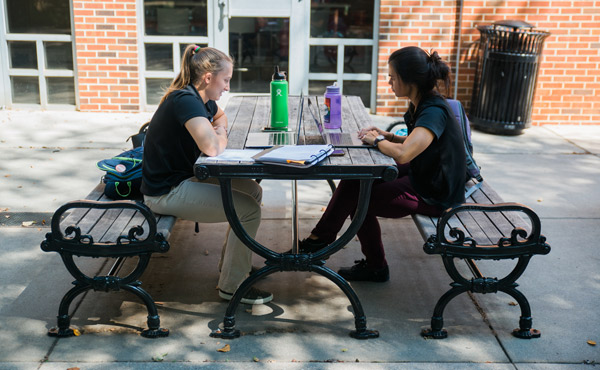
top-left (45, 42), bottom-right (73, 70)
top-left (146, 44), bottom-right (173, 71)
top-left (310, 0), bottom-right (374, 39)
top-left (343, 46), bottom-right (372, 74)
top-left (9, 42), bottom-right (37, 69)
top-left (6, 0), bottom-right (70, 34)
top-left (47, 77), bottom-right (75, 104)
top-left (229, 17), bottom-right (289, 93)
top-left (146, 78), bottom-right (172, 105)
top-left (309, 45), bottom-right (337, 73)
top-left (343, 80), bottom-right (371, 108)
top-left (11, 76), bottom-right (40, 104)
top-left (309, 80), bottom-right (336, 97)
top-left (144, 2), bottom-right (207, 36)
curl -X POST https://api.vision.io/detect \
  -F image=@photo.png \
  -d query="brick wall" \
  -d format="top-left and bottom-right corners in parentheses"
top-left (377, 0), bottom-right (600, 126)
top-left (72, 0), bottom-right (139, 112)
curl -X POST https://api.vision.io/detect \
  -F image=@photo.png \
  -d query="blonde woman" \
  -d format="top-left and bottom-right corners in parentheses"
top-left (141, 45), bottom-right (272, 305)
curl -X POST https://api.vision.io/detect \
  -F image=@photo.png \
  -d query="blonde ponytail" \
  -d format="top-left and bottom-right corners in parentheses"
top-left (159, 45), bottom-right (233, 104)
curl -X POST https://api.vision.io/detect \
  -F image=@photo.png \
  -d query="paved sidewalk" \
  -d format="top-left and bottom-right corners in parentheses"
top-left (0, 108), bottom-right (599, 369)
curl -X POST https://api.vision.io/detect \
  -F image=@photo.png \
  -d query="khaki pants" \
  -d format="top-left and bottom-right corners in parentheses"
top-left (144, 177), bottom-right (262, 293)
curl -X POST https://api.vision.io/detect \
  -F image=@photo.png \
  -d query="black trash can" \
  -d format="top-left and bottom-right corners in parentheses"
top-left (470, 20), bottom-right (550, 135)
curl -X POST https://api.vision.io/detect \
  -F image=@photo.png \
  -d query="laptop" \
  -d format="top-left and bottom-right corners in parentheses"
top-left (245, 93), bottom-right (304, 148)
top-left (306, 98), bottom-right (368, 148)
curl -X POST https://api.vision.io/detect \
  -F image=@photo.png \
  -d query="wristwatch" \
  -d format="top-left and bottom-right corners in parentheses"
top-left (373, 134), bottom-right (385, 148)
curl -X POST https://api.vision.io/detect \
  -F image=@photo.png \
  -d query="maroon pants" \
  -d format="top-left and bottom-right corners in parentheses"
top-left (311, 164), bottom-right (442, 269)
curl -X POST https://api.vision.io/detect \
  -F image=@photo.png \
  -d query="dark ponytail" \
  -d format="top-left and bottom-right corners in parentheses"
top-left (159, 45), bottom-right (233, 104)
top-left (388, 46), bottom-right (451, 99)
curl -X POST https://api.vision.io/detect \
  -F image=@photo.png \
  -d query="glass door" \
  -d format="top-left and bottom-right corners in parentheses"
top-left (213, 0), bottom-right (308, 94)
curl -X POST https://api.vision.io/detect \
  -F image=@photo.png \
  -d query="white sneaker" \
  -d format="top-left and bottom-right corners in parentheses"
top-left (219, 287), bottom-right (273, 305)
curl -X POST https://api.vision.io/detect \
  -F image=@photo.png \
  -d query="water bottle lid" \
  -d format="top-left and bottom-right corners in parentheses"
top-left (272, 66), bottom-right (286, 81)
top-left (326, 84), bottom-right (340, 94)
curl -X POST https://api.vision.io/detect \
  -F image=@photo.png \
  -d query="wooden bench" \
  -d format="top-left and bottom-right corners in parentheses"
top-left (41, 183), bottom-right (176, 338)
top-left (413, 180), bottom-right (551, 339)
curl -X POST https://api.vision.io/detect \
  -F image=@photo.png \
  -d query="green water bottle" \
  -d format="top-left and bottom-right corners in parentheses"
top-left (270, 66), bottom-right (288, 130)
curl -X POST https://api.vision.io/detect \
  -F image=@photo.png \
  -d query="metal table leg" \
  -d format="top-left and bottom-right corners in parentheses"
top-left (210, 178), bottom-right (378, 339)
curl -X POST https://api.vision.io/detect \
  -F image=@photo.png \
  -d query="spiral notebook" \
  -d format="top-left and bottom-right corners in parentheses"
top-left (252, 144), bottom-right (334, 168)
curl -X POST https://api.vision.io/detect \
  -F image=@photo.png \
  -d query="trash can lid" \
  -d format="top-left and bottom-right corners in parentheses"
top-left (493, 20), bottom-right (534, 30)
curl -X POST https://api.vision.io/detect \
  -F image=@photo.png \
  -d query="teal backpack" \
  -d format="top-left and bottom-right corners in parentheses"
top-left (97, 146), bottom-right (143, 200)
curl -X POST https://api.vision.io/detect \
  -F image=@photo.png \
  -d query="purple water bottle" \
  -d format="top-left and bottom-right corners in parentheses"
top-left (324, 84), bottom-right (342, 129)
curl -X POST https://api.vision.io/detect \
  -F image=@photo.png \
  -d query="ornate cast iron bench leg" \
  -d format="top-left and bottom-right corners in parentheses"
top-left (41, 200), bottom-right (171, 338)
top-left (421, 203), bottom-right (550, 339)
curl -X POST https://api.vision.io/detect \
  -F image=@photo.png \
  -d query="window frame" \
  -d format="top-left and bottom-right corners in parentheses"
top-left (138, 0), bottom-right (212, 111)
top-left (0, 1), bottom-right (77, 109)
top-left (308, 0), bottom-right (380, 110)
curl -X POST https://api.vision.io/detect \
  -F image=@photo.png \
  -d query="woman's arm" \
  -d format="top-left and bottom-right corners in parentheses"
top-left (184, 115), bottom-right (228, 157)
top-left (358, 126), bottom-right (406, 143)
top-left (363, 126), bottom-right (434, 164)
top-left (212, 106), bottom-right (228, 130)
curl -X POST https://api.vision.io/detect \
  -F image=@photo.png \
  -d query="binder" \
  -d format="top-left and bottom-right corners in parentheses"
top-left (252, 144), bottom-right (334, 168)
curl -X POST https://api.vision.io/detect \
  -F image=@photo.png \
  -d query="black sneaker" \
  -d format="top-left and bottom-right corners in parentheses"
top-left (219, 287), bottom-right (273, 305)
top-left (299, 238), bottom-right (329, 253)
top-left (338, 259), bottom-right (389, 282)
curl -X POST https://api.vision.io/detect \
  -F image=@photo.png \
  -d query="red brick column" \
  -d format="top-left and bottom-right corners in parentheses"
top-left (376, 0), bottom-right (600, 126)
top-left (72, 0), bottom-right (140, 112)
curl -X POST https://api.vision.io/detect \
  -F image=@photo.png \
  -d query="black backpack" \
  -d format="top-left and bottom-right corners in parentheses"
top-left (446, 99), bottom-right (484, 196)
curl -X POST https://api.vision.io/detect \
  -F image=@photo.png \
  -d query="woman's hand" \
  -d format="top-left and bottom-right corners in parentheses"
top-left (358, 126), bottom-right (388, 140)
top-left (360, 129), bottom-right (380, 146)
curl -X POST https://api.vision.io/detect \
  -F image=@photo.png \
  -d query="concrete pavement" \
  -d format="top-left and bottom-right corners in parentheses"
top-left (0, 107), bottom-right (599, 369)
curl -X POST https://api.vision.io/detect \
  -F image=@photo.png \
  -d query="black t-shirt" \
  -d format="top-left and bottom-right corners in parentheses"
top-left (141, 85), bottom-right (218, 196)
top-left (404, 94), bottom-right (466, 209)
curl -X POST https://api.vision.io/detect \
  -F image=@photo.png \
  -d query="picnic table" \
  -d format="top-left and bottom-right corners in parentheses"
top-left (195, 94), bottom-right (398, 339)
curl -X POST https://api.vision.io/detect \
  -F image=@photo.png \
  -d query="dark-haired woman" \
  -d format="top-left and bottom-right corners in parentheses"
top-left (141, 45), bottom-right (272, 304)
top-left (299, 46), bottom-right (466, 282)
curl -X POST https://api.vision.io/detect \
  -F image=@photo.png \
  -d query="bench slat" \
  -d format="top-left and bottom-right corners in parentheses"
top-left (90, 207), bottom-right (129, 241)
top-left (99, 208), bottom-right (138, 242)
top-left (57, 183), bottom-right (106, 227)
top-left (156, 214), bottom-right (177, 241)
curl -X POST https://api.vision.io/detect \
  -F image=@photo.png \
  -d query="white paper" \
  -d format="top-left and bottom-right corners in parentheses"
top-left (204, 149), bottom-right (262, 162)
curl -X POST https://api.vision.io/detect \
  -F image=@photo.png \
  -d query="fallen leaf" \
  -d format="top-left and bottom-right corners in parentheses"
top-left (4, 174), bottom-right (10, 178)
top-left (588, 340), bottom-right (596, 346)
top-left (253, 356), bottom-right (260, 362)
top-left (152, 353), bottom-right (168, 362)
top-left (22, 221), bottom-right (36, 227)
top-left (217, 344), bottom-right (231, 353)
top-left (341, 348), bottom-right (348, 352)
top-left (537, 198), bottom-right (543, 202)
top-left (67, 367), bottom-right (80, 370)
top-left (508, 301), bottom-right (518, 306)
top-left (73, 329), bottom-right (81, 336)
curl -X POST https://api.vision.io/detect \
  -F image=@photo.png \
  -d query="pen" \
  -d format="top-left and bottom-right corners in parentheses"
top-left (286, 160), bottom-right (306, 165)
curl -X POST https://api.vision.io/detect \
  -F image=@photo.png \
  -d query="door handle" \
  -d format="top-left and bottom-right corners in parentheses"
top-left (218, 0), bottom-right (229, 31)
